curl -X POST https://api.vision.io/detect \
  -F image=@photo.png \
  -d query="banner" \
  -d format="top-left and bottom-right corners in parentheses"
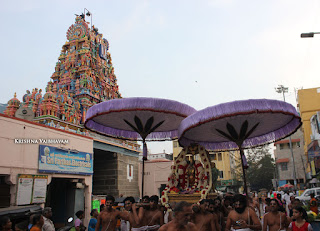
top-left (16, 174), bottom-right (48, 205)
top-left (221, 180), bottom-right (233, 186)
top-left (16, 175), bottom-right (33, 205)
top-left (32, 175), bottom-right (48, 203)
top-left (39, 145), bottom-right (93, 175)
top-left (92, 200), bottom-right (100, 212)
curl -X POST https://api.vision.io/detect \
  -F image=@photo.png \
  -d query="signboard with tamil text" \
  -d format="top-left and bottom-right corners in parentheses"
top-left (38, 145), bottom-right (93, 175)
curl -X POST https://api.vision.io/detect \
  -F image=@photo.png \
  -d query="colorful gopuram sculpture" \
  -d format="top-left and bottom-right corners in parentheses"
top-left (4, 15), bottom-right (121, 135)
top-left (4, 93), bottom-right (20, 117)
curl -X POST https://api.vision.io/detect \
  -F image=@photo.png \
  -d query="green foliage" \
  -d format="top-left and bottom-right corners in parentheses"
top-left (236, 145), bottom-right (275, 191)
top-left (308, 213), bottom-right (315, 222)
top-left (303, 204), bottom-right (310, 212)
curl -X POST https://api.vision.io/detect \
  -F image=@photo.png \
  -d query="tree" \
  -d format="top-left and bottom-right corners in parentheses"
top-left (236, 145), bottom-right (275, 191)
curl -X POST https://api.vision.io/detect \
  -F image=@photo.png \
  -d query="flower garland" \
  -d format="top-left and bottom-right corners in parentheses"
top-left (161, 144), bottom-right (213, 208)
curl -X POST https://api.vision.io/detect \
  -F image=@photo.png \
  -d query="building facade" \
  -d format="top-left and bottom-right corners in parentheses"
top-left (0, 114), bottom-right (93, 227)
top-left (172, 140), bottom-right (183, 159)
top-left (297, 87), bottom-right (320, 178)
top-left (139, 159), bottom-right (173, 197)
top-left (209, 151), bottom-right (241, 192)
top-left (1, 14), bottom-right (141, 227)
top-left (91, 133), bottom-right (140, 197)
top-left (274, 129), bottom-right (307, 188)
top-left (308, 112), bottom-right (320, 177)
top-left (139, 151), bottom-right (173, 161)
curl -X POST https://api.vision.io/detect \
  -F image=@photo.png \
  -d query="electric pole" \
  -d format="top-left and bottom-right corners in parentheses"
top-left (275, 85), bottom-right (298, 189)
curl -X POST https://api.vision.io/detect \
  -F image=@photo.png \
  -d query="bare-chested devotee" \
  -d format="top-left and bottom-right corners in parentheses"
top-left (191, 199), bottom-right (220, 231)
top-left (133, 195), bottom-right (164, 231)
top-left (249, 196), bottom-right (261, 219)
top-left (263, 199), bottom-right (288, 231)
top-left (159, 201), bottom-right (197, 231)
top-left (226, 194), bottom-right (261, 231)
top-left (208, 198), bottom-right (225, 231)
top-left (146, 195), bottom-right (164, 228)
top-left (142, 195), bottom-right (150, 204)
top-left (95, 195), bottom-right (127, 231)
top-left (121, 196), bottom-right (142, 230)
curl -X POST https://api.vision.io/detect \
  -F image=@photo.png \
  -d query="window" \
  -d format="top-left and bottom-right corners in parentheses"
top-left (296, 142), bottom-right (300, 148)
top-left (316, 189), bottom-right (320, 196)
top-left (127, 164), bottom-right (133, 182)
top-left (219, 171), bottom-right (224, 179)
top-left (280, 162), bottom-right (288, 171)
top-left (210, 154), bottom-right (217, 161)
top-left (173, 141), bottom-right (178, 148)
top-left (218, 153), bottom-right (222, 161)
top-left (279, 143), bottom-right (285, 149)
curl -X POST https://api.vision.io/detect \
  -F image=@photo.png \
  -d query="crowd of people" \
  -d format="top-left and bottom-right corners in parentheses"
top-left (0, 208), bottom-right (54, 231)
top-left (0, 191), bottom-right (317, 231)
top-left (83, 191), bottom-right (317, 231)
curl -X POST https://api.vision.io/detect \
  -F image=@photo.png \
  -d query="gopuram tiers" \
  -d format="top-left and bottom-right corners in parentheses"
top-left (4, 15), bottom-right (138, 150)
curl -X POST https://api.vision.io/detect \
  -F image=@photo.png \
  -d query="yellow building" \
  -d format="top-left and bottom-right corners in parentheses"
top-left (297, 87), bottom-right (320, 155)
top-left (173, 140), bottom-right (183, 159)
top-left (210, 150), bottom-right (241, 181)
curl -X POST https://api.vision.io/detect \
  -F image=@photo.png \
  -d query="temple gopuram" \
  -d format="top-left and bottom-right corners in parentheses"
top-left (3, 14), bottom-right (140, 198)
top-left (4, 15), bottom-right (121, 134)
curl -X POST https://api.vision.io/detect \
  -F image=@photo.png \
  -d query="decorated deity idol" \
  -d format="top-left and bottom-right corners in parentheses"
top-left (161, 144), bottom-right (214, 209)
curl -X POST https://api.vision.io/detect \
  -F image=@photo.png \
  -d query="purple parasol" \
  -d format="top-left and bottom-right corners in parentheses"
top-left (85, 97), bottom-right (197, 141)
top-left (178, 99), bottom-right (302, 195)
top-left (84, 97), bottom-right (196, 197)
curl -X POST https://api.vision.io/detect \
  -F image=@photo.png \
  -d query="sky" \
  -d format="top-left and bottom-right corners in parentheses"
top-left (1, 0), bottom-right (320, 153)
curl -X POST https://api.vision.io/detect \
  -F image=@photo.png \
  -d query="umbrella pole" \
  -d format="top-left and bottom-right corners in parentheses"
top-left (142, 157), bottom-right (145, 198)
top-left (141, 139), bottom-right (147, 199)
top-left (240, 148), bottom-right (248, 197)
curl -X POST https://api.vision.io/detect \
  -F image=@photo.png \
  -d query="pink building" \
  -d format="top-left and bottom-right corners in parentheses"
top-left (139, 159), bottom-right (173, 197)
top-left (0, 113), bottom-right (93, 227)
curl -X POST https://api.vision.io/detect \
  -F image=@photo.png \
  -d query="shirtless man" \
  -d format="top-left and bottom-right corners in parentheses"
top-left (222, 196), bottom-right (234, 218)
top-left (226, 194), bottom-right (261, 231)
top-left (264, 198), bottom-right (271, 214)
top-left (191, 199), bottom-right (220, 231)
top-left (263, 199), bottom-right (288, 231)
top-left (142, 195), bottom-right (150, 204)
top-left (249, 197), bottom-right (260, 219)
top-left (209, 198), bottom-right (225, 231)
top-left (135, 195), bottom-right (164, 231)
top-left (122, 196), bottom-right (142, 230)
top-left (146, 195), bottom-right (164, 228)
top-left (95, 195), bottom-right (127, 231)
top-left (159, 201), bottom-right (197, 231)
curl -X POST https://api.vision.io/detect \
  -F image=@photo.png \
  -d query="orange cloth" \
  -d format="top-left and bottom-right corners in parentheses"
top-left (30, 226), bottom-right (42, 231)
top-left (310, 198), bottom-right (318, 214)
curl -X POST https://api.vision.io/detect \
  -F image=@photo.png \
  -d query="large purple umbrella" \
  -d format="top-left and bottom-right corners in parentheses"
top-left (178, 99), bottom-right (302, 195)
top-left (84, 97), bottom-right (196, 196)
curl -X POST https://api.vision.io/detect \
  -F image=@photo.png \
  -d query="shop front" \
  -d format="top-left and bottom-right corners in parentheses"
top-left (0, 114), bottom-right (93, 227)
